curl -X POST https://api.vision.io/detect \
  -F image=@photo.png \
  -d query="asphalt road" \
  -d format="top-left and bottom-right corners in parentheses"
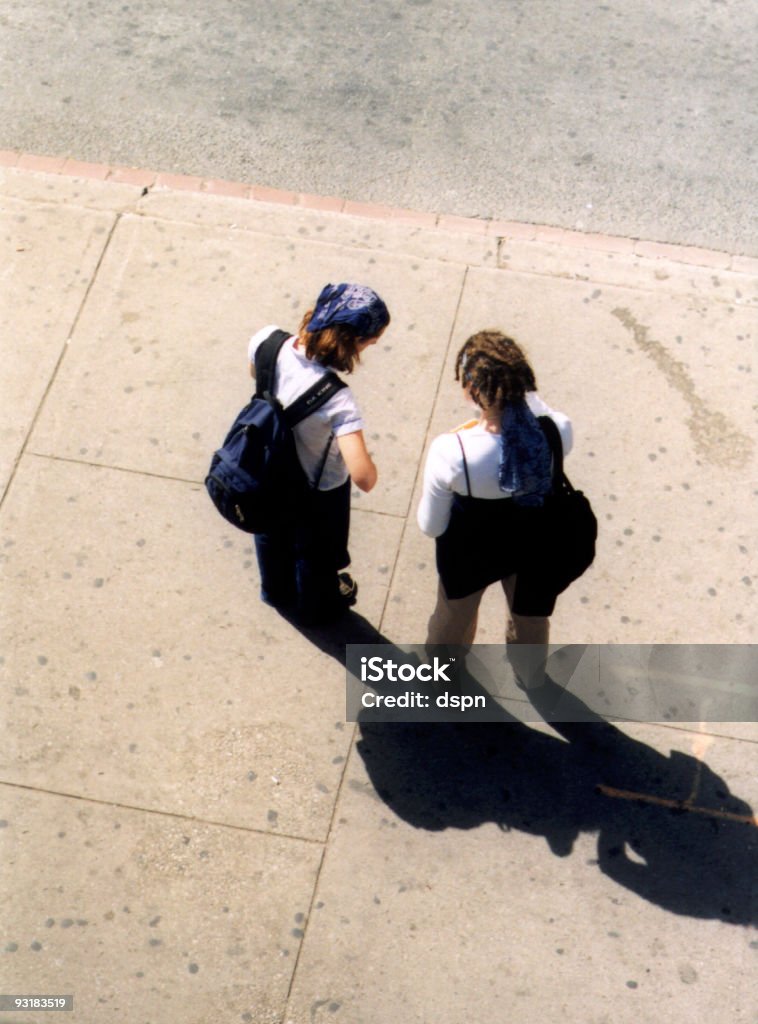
top-left (2, 0), bottom-right (756, 254)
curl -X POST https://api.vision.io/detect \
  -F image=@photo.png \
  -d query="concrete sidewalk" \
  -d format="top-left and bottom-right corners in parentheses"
top-left (1, 161), bottom-right (756, 1023)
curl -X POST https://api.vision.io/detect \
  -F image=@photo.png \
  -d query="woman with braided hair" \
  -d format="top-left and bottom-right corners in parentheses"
top-left (417, 330), bottom-right (573, 672)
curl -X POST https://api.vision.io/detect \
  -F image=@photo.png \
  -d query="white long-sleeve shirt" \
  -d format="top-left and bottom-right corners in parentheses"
top-left (417, 393), bottom-right (573, 538)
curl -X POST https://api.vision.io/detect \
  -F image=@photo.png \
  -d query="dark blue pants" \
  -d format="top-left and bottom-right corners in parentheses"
top-left (253, 479), bottom-right (351, 620)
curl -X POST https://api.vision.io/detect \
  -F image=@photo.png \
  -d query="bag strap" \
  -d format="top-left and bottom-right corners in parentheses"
top-left (253, 329), bottom-right (293, 400)
top-left (287, 375), bottom-right (347, 489)
top-left (253, 328), bottom-right (349, 490)
top-left (283, 372), bottom-right (347, 427)
top-left (456, 433), bottom-right (472, 497)
top-left (538, 416), bottom-right (574, 494)
top-left (252, 328), bottom-right (348, 424)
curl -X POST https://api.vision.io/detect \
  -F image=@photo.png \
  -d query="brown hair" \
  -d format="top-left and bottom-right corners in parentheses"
top-left (454, 330), bottom-right (537, 408)
top-left (297, 310), bottom-right (384, 374)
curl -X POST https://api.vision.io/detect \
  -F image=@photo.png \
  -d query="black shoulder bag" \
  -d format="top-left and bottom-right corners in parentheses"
top-left (537, 416), bottom-right (598, 594)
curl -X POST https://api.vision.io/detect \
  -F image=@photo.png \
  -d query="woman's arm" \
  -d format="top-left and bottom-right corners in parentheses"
top-left (337, 430), bottom-right (378, 492)
top-left (417, 437), bottom-right (455, 537)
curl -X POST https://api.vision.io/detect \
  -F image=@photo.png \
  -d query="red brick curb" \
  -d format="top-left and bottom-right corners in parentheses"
top-left (1, 149), bottom-right (756, 274)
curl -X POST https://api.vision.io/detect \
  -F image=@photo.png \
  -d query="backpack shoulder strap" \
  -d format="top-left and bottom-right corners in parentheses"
top-left (283, 371), bottom-right (348, 428)
top-left (253, 329), bottom-right (293, 399)
top-left (538, 415), bottom-right (573, 492)
top-left (538, 416), bottom-right (563, 475)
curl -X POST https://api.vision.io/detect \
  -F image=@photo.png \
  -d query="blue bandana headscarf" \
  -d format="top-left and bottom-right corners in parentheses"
top-left (307, 283), bottom-right (390, 338)
top-left (498, 402), bottom-right (553, 506)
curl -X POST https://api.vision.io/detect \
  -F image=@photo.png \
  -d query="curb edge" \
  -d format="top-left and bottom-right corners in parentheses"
top-left (1, 150), bottom-right (755, 274)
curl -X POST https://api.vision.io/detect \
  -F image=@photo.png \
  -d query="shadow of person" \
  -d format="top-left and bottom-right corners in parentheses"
top-left (268, 618), bottom-right (757, 925)
top-left (354, 654), bottom-right (758, 926)
top-left (273, 606), bottom-right (393, 666)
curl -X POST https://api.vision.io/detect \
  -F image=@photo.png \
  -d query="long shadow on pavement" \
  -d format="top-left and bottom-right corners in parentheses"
top-left (281, 614), bottom-right (758, 926)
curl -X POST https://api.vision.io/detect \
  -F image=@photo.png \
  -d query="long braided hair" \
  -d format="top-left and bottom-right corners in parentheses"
top-left (454, 331), bottom-right (537, 406)
top-left (454, 330), bottom-right (552, 502)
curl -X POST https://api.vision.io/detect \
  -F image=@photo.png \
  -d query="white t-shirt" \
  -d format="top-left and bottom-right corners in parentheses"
top-left (417, 393), bottom-right (573, 537)
top-left (248, 326), bottom-right (364, 491)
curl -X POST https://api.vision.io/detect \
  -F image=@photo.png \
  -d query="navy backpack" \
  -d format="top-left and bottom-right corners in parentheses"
top-left (205, 329), bottom-right (347, 534)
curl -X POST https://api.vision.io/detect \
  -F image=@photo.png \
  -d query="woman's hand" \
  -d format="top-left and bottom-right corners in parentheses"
top-left (337, 430), bottom-right (378, 492)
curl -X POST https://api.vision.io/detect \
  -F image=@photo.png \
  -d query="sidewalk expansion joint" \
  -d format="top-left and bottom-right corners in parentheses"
top-left (377, 265), bottom-right (470, 636)
top-left (1, 213), bottom-right (122, 514)
top-left (0, 779), bottom-right (327, 845)
top-left (650, 721), bottom-right (758, 746)
top-left (26, 451), bottom-right (207, 488)
top-left (27, 453), bottom-right (411, 518)
top-left (283, 728), bottom-right (357, 1011)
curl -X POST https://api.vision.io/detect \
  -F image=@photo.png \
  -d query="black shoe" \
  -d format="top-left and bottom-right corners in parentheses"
top-left (337, 572), bottom-right (358, 606)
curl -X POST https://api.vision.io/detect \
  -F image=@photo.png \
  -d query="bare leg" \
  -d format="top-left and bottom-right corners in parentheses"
top-left (502, 575), bottom-right (518, 642)
top-left (501, 575), bottom-right (550, 688)
top-left (426, 580), bottom-right (485, 648)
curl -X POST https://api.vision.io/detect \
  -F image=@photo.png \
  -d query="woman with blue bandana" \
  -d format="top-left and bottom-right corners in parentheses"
top-left (248, 283), bottom-right (390, 623)
top-left (417, 330), bottom-right (573, 661)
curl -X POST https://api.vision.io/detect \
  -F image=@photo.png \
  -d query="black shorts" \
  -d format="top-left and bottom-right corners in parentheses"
top-left (435, 494), bottom-right (561, 617)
